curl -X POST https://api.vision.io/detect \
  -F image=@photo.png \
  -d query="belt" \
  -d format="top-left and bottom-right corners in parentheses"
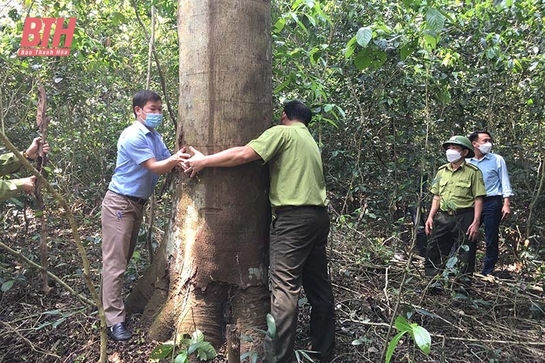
top-left (439, 207), bottom-right (473, 216)
top-left (484, 195), bottom-right (502, 201)
top-left (109, 190), bottom-right (148, 205)
top-left (273, 205), bottom-right (326, 215)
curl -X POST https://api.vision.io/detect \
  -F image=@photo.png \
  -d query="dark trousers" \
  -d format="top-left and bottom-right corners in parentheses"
top-left (480, 196), bottom-right (502, 275)
top-left (408, 206), bottom-right (428, 256)
top-left (425, 210), bottom-right (476, 277)
top-left (264, 206), bottom-right (335, 363)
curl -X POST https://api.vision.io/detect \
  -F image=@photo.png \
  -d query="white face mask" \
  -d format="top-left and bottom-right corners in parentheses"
top-left (478, 142), bottom-right (492, 154)
top-left (446, 149), bottom-right (462, 163)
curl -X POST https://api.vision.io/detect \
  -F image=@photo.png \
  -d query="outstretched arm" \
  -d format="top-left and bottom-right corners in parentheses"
top-left (0, 176), bottom-right (36, 201)
top-left (184, 146), bottom-right (261, 177)
top-left (142, 147), bottom-right (190, 174)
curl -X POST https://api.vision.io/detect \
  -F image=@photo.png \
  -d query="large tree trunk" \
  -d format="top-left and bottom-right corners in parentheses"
top-left (126, 0), bottom-right (272, 354)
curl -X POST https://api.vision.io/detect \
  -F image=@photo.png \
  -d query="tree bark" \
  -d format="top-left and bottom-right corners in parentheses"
top-left (126, 0), bottom-right (272, 354)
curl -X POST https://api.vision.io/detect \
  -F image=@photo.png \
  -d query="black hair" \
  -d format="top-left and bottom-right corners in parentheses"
top-left (132, 90), bottom-right (162, 117)
top-left (468, 130), bottom-right (491, 143)
top-left (283, 100), bottom-right (312, 126)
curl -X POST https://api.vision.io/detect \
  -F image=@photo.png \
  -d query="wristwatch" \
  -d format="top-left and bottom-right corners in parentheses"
top-left (23, 152), bottom-right (34, 161)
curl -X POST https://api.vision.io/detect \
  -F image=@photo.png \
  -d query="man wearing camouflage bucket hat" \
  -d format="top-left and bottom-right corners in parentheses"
top-left (424, 135), bottom-right (486, 294)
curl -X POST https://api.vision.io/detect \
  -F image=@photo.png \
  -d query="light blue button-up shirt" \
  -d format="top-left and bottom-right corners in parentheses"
top-left (468, 153), bottom-right (513, 198)
top-left (108, 121), bottom-right (171, 199)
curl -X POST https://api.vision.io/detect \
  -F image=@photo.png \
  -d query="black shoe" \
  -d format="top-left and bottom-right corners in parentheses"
top-left (108, 322), bottom-right (132, 341)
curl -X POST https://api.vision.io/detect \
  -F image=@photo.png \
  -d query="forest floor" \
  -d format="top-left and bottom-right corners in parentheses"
top-left (1, 207), bottom-right (545, 363)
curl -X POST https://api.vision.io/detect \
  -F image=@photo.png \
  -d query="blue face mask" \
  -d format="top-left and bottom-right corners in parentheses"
top-left (143, 112), bottom-right (163, 128)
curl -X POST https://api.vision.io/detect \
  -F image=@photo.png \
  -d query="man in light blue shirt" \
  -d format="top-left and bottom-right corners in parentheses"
top-left (468, 130), bottom-right (514, 275)
top-left (101, 90), bottom-right (188, 341)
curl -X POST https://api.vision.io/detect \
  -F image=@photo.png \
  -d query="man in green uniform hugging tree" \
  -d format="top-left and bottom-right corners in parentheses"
top-left (183, 100), bottom-right (335, 363)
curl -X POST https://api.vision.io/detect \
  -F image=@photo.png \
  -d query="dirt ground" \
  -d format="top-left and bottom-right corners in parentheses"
top-left (1, 213), bottom-right (545, 363)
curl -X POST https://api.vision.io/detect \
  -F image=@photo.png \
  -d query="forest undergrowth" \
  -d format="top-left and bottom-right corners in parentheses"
top-left (0, 207), bottom-right (544, 363)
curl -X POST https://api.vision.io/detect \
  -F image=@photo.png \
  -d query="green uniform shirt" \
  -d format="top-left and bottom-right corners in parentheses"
top-left (430, 161), bottom-right (486, 211)
top-left (0, 152), bottom-right (24, 201)
top-left (247, 123), bottom-right (326, 208)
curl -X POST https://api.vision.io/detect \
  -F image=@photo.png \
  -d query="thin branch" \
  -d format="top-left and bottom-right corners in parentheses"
top-left (145, 5), bottom-right (156, 265)
top-left (131, 0), bottom-right (177, 130)
top-left (0, 321), bottom-right (61, 360)
top-left (0, 240), bottom-right (94, 306)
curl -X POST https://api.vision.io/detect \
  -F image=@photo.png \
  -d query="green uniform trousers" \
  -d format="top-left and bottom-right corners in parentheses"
top-left (264, 206), bottom-right (335, 363)
top-left (425, 210), bottom-right (476, 277)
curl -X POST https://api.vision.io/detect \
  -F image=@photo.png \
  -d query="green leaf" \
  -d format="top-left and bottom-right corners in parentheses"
top-left (486, 48), bottom-right (496, 59)
top-left (446, 255), bottom-right (458, 269)
top-left (385, 331), bottom-right (406, 363)
top-left (411, 326), bottom-right (431, 354)
top-left (356, 26), bottom-right (373, 47)
top-left (8, 197), bottom-right (24, 207)
top-left (192, 329), bottom-right (204, 343)
top-left (305, 13), bottom-right (316, 27)
top-left (274, 18), bottom-right (286, 33)
top-left (111, 12), bottom-right (126, 26)
top-left (394, 315), bottom-right (411, 332)
top-left (274, 78), bottom-right (291, 94)
top-left (354, 50), bottom-right (386, 71)
top-left (426, 8), bottom-right (445, 31)
top-left (174, 351), bottom-right (188, 363)
top-left (352, 337), bottom-right (367, 345)
top-left (308, 47), bottom-right (321, 65)
top-left (150, 343), bottom-right (174, 359)
top-left (423, 33), bottom-right (438, 50)
top-left (266, 313), bottom-right (276, 338)
top-left (400, 41), bottom-right (417, 60)
top-left (344, 36), bottom-right (357, 59)
top-left (188, 341), bottom-right (217, 360)
top-left (1, 280), bottom-right (15, 292)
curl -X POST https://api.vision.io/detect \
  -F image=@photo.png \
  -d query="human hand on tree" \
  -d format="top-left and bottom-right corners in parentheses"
top-left (19, 176), bottom-right (37, 194)
top-left (183, 146), bottom-right (206, 178)
top-left (25, 137), bottom-right (50, 160)
top-left (170, 147), bottom-right (191, 168)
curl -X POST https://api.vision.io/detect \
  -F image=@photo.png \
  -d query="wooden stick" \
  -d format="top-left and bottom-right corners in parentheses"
top-left (35, 83), bottom-right (50, 295)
